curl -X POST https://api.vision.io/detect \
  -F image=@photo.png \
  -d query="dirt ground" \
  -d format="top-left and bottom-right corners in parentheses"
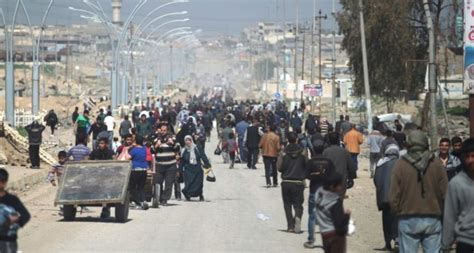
top-left (0, 96), bottom-right (82, 126)
top-left (16, 128), bottom-right (394, 253)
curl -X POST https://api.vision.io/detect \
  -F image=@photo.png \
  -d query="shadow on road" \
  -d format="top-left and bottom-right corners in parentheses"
top-left (277, 229), bottom-right (306, 234)
top-left (58, 217), bottom-right (133, 224)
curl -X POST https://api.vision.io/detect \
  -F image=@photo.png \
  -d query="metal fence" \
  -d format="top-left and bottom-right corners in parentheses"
top-left (0, 110), bottom-right (46, 127)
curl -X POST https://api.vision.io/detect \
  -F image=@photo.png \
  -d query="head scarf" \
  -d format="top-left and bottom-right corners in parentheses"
top-left (376, 144), bottom-right (400, 167)
top-left (183, 135), bottom-right (198, 165)
top-left (402, 130), bottom-right (435, 198)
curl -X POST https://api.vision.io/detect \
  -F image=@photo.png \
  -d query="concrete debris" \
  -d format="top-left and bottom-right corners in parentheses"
top-left (0, 152), bottom-right (8, 165)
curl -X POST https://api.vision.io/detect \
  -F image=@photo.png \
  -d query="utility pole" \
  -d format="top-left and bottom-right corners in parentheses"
top-left (331, 0), bottom-right (337, 124)
top-left (281, 0), bottom-right (287, 95)
top-left (265, 44), bottom-right (269, 91)
top-left (423, 0), bottom-right (438, 146)
top-left (316, 10), bottom-right (327, 92)
top-left (276, 0), bottom-right (280, 95)
top-left (293, 0), bottom-right (299, 101)
top-left (358, 0), bottom-right (373, 132)
top-left (170, 44), bottom-right (174, 83)
top-left (301, 27), bottom-right (305, 80)
top-left (471, 95), bottom-right (474, 137)
top-left (310, 0), bottom-right (316, 85)
top-left (316, 10), bottom-right (327, 116)
top-left (66, 29), bottom-right (70, 96)
top-left (54, 33), bottom-right (58, 94)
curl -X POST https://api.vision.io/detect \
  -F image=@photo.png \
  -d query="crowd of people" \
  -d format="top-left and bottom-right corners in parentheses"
top-left (3, 92), bottom-right (474, 253)
top-left (210, 98), bottom-right (473, 253)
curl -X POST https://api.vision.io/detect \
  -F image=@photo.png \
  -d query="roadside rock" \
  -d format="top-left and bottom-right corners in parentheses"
top-left (0, 151), bottom-right (8, 165)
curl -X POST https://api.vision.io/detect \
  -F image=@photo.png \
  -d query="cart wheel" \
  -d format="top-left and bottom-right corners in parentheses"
top-left (152, 184), bottom-right (161, 208)
top-left (115, 192), bottom-right (130, 223)
top-left (63, 205), bottom-right (76, 221)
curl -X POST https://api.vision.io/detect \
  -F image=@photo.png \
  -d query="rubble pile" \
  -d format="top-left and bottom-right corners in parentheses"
top-left (439, 115), bottom-right (470, 139)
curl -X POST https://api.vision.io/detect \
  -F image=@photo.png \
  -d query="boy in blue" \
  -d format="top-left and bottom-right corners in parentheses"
top-left (129, 135), bottom-right (150, 210)
top-left (0, 169), bottom-right (30, 253)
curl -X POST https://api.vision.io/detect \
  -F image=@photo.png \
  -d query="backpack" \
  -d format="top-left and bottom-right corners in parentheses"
top-left (306, 157), bottom-right (334, 182)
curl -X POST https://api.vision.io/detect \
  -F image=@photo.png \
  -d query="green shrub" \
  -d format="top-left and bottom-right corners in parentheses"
top-left (447, 106), bottom-right (469, 117)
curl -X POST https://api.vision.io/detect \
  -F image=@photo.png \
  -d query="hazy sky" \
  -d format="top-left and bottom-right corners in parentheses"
top-left (0, 0), bottom-right (340, 37)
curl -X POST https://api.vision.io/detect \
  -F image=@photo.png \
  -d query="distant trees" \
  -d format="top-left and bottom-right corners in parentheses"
top-left (253, 58), bottom-right (277, 83)
top-left (337, 0), bottom-right (452, 112)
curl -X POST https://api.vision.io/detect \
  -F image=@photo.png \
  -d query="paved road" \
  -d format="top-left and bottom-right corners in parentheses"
top-left (19, 130), bottom-right (383, 253)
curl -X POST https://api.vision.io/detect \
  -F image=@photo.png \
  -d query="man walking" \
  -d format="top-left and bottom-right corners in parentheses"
top-left (136, 114), bottom-right (153, 139)
top-left (71, 106), bottom-right (79, 125)
top-left (44, 109), bottom-right (58, 136)
top-left (380, 130), bottom-right (399, 155)
top-left (278, 133), bottom-right (307, 233)
top-left (89, 119), bottom-right (107, 150)
top-left (74, 110), bottom-right (90, 146)
top-left (259, 125), bottom-right (281, 187)
top-left (340, 115), bottom-right (351, 138)
top-left (119, 115), bottom-right (132, 140)
top-left (290, 112), bottom-right (302, 132)
top-left (235, 117), bottom-right (250, 163)
top-left (442, 138), bottom-right (474, 252)
top-left (323, 132), bottom-right (356, 191)
top-left (374, 144), bottom-right (400, 251)
top-left (368, 129), bottom-right (384, 178)
top-left (343, 124), bottom-right (363, 176)
top-left (245, 118), bottom-right (263, 169)
top-left (435, 138), bottom-right (461, 180)
top-left (67, 133), bottom-right (91, 162)
top-left (25, 120), bottom-right (46, 169)
top-left (389, 130), bottom-right (448, 253)
top-left (154, 124), bottom-right (180, 206)
top-left (335, 115), bottom-right (344, 136)
top-left (103, 111), bottom-right (115, 149)
top-left (304, 141), bottom-right (335, 248)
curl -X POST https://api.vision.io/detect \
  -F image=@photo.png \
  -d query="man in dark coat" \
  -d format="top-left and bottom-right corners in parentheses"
top-left (374, 144), bottom-right (400, 251)
top-left (323, 132), bottom-right (356, 190)
top-left (25, 120), bottom-right (46, 169)
top-left (44, 109), bottom-right (58, 136)
top-left (244, 118), bottom-right (263, 169)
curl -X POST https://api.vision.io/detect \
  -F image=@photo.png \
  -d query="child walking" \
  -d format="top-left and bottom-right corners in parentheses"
top-left (315, 172), bottom-right (351, 253)
top-left (223, 133), bottom-right (239, 169)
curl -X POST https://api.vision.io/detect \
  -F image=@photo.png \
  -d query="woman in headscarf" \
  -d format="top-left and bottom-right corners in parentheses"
top-left (180, 135), bottom-right (211, 201)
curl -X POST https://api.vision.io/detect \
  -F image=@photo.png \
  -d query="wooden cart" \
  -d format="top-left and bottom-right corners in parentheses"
top-left (55, 160), bottom-right (131, 222)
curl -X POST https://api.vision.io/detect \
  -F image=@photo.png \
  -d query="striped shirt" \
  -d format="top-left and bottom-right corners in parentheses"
top-left (155, 142), bottom-right (180, 165)
top-left (68, 144), bottom-right (91, 161)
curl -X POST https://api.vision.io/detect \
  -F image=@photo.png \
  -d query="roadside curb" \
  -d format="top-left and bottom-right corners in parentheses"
top-left (8, 169), bottom-right (48, 193)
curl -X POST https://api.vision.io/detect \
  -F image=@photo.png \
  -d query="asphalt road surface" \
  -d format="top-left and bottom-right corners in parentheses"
top-left (19, 130), bottom-right (383, 253)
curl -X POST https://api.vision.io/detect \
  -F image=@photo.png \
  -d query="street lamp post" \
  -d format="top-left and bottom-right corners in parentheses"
top-left (124, 17), bottom-right (188, 104)
top-left (2, 1), bottom-right (22, 126)
top-left (136, 18), bottom-right (189, 46)
top-left (112, 0), bottom-right (148, 109)
top-left (31, 0), bottom-right (55, 115)
top-left (149, 27), bottom-right (191, 41)
top-left (72, 4), bottom-right (120, 103)
top-left (131, 12), bottom-right (188, 46)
